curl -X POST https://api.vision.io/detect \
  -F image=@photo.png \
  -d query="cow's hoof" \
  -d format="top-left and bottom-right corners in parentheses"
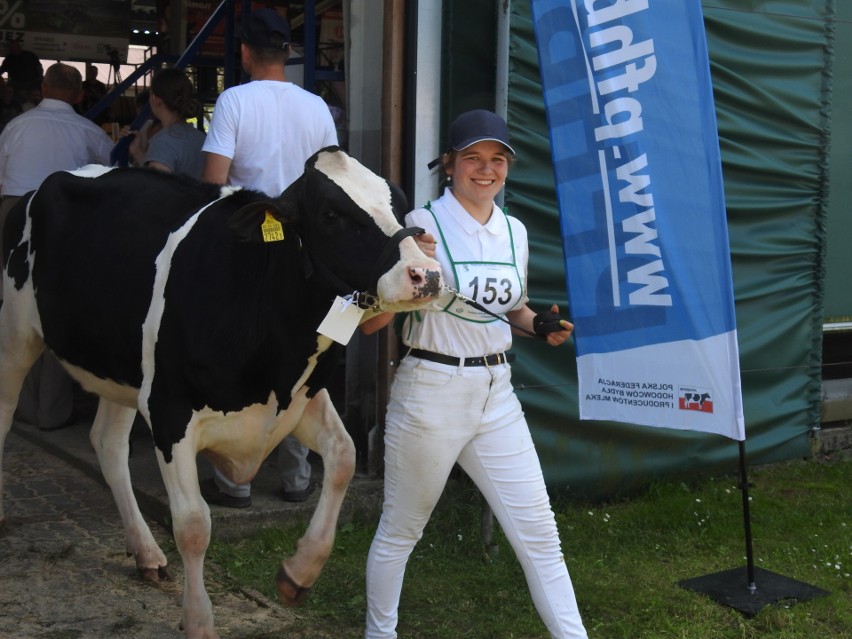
top-left (179, 619), bottom-right (221, 639)
top-left (276, 564), bottom-right (311, 607)
top-left (139, 565), bottom-right (174, 583)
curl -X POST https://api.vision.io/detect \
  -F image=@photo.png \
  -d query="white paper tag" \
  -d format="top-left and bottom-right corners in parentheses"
top-left (317, 296), bottom-right (365, 345)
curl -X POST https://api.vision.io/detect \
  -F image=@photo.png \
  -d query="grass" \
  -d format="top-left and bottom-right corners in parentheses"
top-left (207, 457), bottom-right (851, 638)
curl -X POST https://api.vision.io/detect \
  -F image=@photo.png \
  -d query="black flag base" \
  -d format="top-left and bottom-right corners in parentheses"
top-left (678, 566), bottom-right (830, 616)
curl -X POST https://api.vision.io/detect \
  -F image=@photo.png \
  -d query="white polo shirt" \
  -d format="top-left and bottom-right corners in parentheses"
top-left (401, 188), bottom-right (529, 358)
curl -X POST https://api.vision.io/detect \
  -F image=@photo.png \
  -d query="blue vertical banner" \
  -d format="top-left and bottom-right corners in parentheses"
top-left (530, 0), bottom-right (745, 440)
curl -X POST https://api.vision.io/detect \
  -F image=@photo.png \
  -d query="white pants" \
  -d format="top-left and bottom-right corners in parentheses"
top-left (365, 357), bottom-right (587, 639)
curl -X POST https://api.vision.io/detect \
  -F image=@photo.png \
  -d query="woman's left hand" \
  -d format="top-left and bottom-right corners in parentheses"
top-left (510, 305), bottom-right (574, 346)
top-left (536, 304), bottom-right (574, 347)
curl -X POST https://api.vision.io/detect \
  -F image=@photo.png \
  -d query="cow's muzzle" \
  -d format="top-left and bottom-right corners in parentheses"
top-left (407, 266), bottom-right (443, 300)
top-left (365, 226), bottom-right (428, 301)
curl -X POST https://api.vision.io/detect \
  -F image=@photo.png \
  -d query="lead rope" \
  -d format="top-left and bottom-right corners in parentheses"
top-left (443, 285), bottom-right (542, 339)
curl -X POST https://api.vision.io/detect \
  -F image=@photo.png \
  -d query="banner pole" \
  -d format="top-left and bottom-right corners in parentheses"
top-left (677, 434), bottom-right (829, 614)
top-left (737, 439), bottom-right (757, 593)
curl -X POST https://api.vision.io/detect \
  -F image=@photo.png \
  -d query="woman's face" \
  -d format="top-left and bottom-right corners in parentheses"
top-left (445, 140), bottom-right (511, 213)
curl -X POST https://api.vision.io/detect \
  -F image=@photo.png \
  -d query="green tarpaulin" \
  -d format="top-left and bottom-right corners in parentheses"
top-left (474, 0), bottom-right (835, 496)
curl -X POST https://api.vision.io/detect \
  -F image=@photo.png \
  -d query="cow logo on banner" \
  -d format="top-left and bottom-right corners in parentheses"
top-left (679, 387), bottom-right (714, 414)
top-left (530, 0), bottom-right (745, 440)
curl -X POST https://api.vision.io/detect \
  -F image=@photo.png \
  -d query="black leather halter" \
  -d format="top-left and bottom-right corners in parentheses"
top-left (304, 226), bottom-right (426, 310)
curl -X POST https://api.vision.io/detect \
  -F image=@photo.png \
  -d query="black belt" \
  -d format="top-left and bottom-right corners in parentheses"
top-left (407, 348), bottom-right (515, 367)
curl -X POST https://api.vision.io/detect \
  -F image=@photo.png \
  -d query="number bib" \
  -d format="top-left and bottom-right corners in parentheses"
top-left (428, 205), bottom-right (525, 324)
top-left (443, 261), bottom-right (523, 322)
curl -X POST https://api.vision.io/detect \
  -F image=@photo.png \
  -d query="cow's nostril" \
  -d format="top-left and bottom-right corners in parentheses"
top-left (409, 268), bottom-right (424, 285)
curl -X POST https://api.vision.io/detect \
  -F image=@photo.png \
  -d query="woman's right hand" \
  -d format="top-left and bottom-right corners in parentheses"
top-left (415, 232), bottom-right (437, 258)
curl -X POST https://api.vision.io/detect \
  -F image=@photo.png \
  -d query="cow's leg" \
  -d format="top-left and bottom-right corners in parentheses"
top-left (0, 309), bottom-right (44, 528)
top-left (89, 399), bottom-right (170, 581)
top-left (156, 436), bottom-right (218, 639)
top-left (276, 388), bottom-right (356, 606)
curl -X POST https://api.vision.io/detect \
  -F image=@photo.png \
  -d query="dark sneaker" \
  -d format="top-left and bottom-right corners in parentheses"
top-left (200, 478), bottom-right (251, 509)
top-left (280, 483), bottom-right (316, 503)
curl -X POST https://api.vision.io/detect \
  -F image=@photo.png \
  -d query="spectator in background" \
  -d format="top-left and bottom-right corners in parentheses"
top-left (0, 39), bottom-right (43, 102)
top-left (0, 84), bottom-right (22, 133)
top-left (128, 67), bottom-right (205, 179)
top-left (200, 8), bottom-right (338, 508)
top-left (81, 64), bottom-right (108, 124)
top-left (0, 62), bottom-right (113, 430)
top-left (20, 87), bottom-right (42, 112)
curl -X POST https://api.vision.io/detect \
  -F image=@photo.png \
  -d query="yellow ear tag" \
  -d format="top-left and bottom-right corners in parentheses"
top-left (261, 211), bottom-right (285, 242)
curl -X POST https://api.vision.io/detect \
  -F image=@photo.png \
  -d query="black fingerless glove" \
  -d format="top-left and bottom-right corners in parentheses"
top-left (533, 309), bottom-right (564, 337)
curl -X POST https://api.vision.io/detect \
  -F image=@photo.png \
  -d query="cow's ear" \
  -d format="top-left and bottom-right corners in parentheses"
top-left (226, 202), bottom-right (288, 243)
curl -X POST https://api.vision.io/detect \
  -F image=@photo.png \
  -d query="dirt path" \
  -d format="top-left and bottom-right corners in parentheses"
top-left (0, 432), bottom-right (302, 639)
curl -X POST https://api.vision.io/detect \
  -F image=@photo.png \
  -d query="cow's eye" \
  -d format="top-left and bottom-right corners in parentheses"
top-left (322, 209), bottom-right (341, 222)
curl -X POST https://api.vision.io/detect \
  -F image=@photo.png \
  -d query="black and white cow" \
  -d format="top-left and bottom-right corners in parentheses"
top-left (0, 147), bottom-right (442, 639)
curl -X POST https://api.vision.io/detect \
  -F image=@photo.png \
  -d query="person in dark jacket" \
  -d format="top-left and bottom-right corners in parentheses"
top-left (0, 40), bottom-right (43, 102)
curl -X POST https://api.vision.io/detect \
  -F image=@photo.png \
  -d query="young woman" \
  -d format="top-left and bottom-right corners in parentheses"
top-left (363, 110), bottom-right (588, 639)
top-left (129, 67), bottom-right (205, 179)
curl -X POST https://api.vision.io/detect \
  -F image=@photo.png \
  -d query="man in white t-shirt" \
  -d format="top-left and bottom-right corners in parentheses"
top-left (201, 8), bottom-right (338, 508)
top-left (0, 62), bottom-right (113, 431)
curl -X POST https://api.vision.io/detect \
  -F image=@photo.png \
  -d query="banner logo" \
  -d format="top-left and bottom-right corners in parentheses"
top-left (678, 386), bottom-right (714, 414)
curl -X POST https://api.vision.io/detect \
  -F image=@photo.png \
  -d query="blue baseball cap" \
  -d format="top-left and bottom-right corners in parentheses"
top-left (242, 8), bottom-right (290, 49)
top-left (447, 109), bottom-right (515, 154)
top-left (429, 109), bottom-right (515, 169)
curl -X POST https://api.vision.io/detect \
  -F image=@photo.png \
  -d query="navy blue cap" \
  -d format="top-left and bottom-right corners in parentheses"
top-left (428, 109), bottom-right (515, 170)
top-left (447, 109), bottom-right (515, 154)
top-left (242, 8), bottom-right (290, 49)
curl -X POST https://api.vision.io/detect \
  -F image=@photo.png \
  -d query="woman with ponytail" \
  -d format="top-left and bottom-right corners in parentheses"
top-left (130, 67), bottom-right (206, 179)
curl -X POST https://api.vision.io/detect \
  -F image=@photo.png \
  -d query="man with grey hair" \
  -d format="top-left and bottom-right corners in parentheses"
top-left (0, 62), bottom-right (113, 430)
top-left (0, 63), bottom-right (112, 217)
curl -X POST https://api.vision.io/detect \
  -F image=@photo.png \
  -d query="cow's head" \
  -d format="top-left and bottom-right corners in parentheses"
top-left (230, 147), bottom-right (442, 312)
